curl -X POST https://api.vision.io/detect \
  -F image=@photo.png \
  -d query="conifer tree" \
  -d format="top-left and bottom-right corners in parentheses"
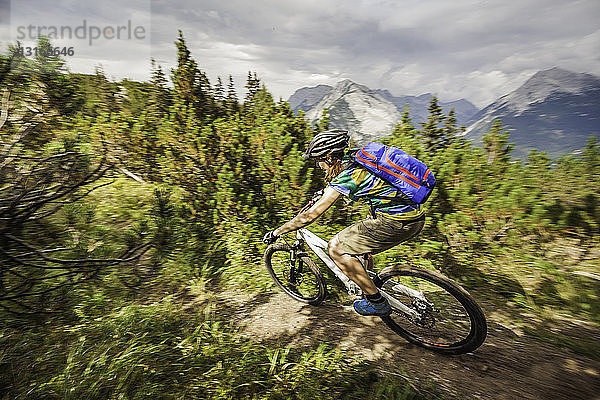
top-left (583, 136), bottom-right (600, 172)
top-left (148, 59), bottom-right (171, 119)
top-left (526, 149), bottom-right (551, 196)
top-left (442, 109), bottom-right (458, 147)
top-left (420, 96), bottom-right (446, 151)
top-left (226, 75), bottom-right (239, 115)
top-left (82, 65), bottom-right (118, 117)
top-left (582, 136), bottom-right (600, 201)
top-left (172, 31), bottom-right (213, 121)
top-left (314, 108), bottom-right (330, 131)
top-left (0, 52), bottom-right (12, 87)
top-left (33, 36), bottom-right (81, 116)
top-left (197, 70), bottom-right (214, 117)
top-left (389, 106), bottom-right (417, 140)
top-left (401, 106), bottom-right (415, 134)
top-left (482, 119), bottom-right (513, 166)
top-left (173, 31), bottom-right (197, 107)
top-left (243, 71), bottom-right (261, 108)
top-left (383, 106), bottom-right (421, 155)
top-left (214, 76), bottom-right (225, 111)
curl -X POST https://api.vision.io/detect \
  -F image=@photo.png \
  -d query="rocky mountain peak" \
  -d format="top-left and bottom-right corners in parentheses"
top-left (303, 79), bottom-right (401, 143)
top-left (528, 67), bottom-right (598, 88)
top-left (331, 79), bottom-right (373, 96)
top-left (505, 67), bottom-right (600, 113)
top-left (464, 67), bottom-right (600, 159)
top-left (287, 84), bottom-right (332, 113)
top-left (289, 80), bottom-right (479, 143)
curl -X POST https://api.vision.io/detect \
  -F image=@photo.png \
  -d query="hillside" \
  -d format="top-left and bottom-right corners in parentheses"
top-left (2, 37), bottom-right (600, 400)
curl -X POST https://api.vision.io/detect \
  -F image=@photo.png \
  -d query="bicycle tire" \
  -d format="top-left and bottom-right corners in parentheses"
top-left (375, 265), bottom-right (487, 355)
top-left (264, 242), bottom-right (326, 305)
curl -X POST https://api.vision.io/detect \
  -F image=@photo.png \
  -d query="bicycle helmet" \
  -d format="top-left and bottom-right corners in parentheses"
top-left (302, 129), bottom-right (350, 160)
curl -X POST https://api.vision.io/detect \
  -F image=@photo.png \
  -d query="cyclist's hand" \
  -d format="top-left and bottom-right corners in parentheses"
top-left (263, 230), bottom-right (280, 245)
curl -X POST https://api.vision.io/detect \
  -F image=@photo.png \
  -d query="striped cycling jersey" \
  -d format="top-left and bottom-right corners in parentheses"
top-left (328, 162), bottom-right (425, 220)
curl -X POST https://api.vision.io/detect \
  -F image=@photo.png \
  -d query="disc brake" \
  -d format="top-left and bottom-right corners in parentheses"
top-left (388, 291), bottom-right (438, 328)
top-left (406, 298), bottom-right (438, 328)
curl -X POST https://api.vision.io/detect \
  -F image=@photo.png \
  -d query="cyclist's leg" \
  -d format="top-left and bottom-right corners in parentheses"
top-left (328, 215), bottom-right (425, 315)
top-left (368, 215), bottom-right (425, 255)
top-left (328, 215), bottom-right (425, 292)
top-left (328, 236), bottom-right (379, 295)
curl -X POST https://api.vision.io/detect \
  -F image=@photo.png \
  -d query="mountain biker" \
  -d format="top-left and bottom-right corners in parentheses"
top-left (263, 129), bottom-right (426, 316)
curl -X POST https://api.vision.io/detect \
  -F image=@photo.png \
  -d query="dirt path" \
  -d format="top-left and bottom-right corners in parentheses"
top-left (214, 290), bottom-right (600, 400)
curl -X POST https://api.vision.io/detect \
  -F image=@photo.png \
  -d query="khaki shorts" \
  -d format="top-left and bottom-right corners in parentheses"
top-left (334, 214), bottom-right (425, 255)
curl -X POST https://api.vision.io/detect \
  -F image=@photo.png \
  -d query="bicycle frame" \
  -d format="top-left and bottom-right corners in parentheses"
top-left (296, 228), bottom-right (362, 295)
top-left (296, 228), bottom-right (424, 320)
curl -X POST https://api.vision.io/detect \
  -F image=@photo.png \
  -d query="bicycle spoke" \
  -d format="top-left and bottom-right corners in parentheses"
top-left (381, 275), bottom-right (473, 346)
top-left (266, 245), bottom-right (324, 303)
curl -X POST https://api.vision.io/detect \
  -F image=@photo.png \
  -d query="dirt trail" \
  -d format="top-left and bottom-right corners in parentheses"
top-left (214, 290), bottom-right (600, 400)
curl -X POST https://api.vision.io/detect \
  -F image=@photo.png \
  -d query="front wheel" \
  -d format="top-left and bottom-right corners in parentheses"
top-left (376, 265), bottom-right (487, 355)
top-left (264, 243), bottom-right (326, 305)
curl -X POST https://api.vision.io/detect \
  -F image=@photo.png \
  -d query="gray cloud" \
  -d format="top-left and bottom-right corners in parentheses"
top-left (2, 0), bottom-right (599, 107)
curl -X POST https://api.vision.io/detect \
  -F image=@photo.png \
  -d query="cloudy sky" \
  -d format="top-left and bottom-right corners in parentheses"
top-left (2, 0), bottom-right (599, 107)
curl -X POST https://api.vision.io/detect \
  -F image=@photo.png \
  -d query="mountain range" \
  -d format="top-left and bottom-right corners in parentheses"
top-left (288, 67), bottom-right (600, 159)
top-left (288, 80), bottom-right (479, 144)
top-left (463, 67), bottom-right (600, 160)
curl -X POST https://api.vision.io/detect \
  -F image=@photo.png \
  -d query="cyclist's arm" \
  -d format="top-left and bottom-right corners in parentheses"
top-left (274, 187), bottom-right (341, 236)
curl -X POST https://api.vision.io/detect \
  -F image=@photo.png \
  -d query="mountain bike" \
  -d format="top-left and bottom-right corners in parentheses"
top-left (263, 205), bottom-right (487, 355)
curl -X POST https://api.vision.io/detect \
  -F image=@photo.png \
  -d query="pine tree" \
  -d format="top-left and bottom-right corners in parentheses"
top-left (84, 65), bottom-right (119, 117)
top-left (148, 58), bottom-right (171, 119)
top-left (389, 105), bottom-right (417, 140)
top-left (172, 30), bottom-right (213, 121)
top-left (214, 76), bottom-right (225, 105)
top-left (401, 106), bottom-right (415, 133)
top-left (172, 31), bottom-right (196, 107)
top-left (383, 106), bottom-right (420, 154)
top-left (197, 69), bottom-right (214, 118)
top-left (442, 109), bottom-right (458, 147)
top-left (32, 36), bottom-right (82, 116)
top-left (583, 136), bottom-right (600, 172)
top-left (482, 119), bottom-right (513, 166)
top-left (314, 108), bottom-right (330, 131)
top-left (0, 52), bottom-right (12, 87)
top-left (244, 71), bottom-right (261, 105)
top-left (226, 75), bottom-right (239, 115)
top-left (526, 149), bottom-right (551, 191)
top-left (420, 96), bottom-right (446, 151)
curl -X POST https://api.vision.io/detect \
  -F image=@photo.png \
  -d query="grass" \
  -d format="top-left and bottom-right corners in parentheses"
top-left (0, 294), bottom-right (426, 400)
top-left (4, 171), bottom-right (598, 399)
top-left (1, 177), bottom-right (427, 399)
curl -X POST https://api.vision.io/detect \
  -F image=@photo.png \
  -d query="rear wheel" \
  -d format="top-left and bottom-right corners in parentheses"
top-left (264, 243), bottom-right (326, 305)
top-left (376, 265), bottom-right (487, 354)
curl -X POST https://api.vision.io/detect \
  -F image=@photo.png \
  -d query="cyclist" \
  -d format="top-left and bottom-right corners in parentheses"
top-left (263, 129), bottom-right (426, 316)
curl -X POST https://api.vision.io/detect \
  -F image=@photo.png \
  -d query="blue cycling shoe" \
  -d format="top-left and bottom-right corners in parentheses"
top-left (353, 297), bottom-right (392, 316)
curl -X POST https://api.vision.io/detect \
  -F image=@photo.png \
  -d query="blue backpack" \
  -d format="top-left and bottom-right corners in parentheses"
top-left (354, 142), bottom-right (436, 205)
